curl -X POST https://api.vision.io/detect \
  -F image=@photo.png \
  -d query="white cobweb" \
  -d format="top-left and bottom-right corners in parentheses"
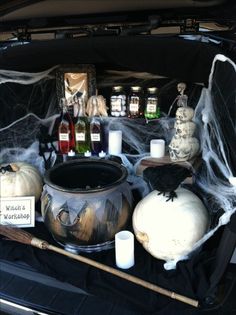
top-left (0, 55), bottom-right (235, 270)
top-left (0, 67), bottom-right (59, 173)
top-left (164, 54), bottom-right (236, 269)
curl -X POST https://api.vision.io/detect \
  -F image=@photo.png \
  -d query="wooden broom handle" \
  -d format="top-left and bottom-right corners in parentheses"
top-left (0, 226), bottom-right (199, 308)
top-left (44, 242), bottom-right (199, 308)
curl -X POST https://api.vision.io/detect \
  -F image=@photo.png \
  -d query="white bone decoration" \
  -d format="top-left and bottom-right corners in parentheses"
top-left (169, 92), bottom-right (200, 162)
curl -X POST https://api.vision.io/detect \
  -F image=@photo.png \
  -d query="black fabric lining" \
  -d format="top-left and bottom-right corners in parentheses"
top-left (0, 35), bottom-right (224, 83)
top-left (0, 222), bottom-right (226, 314)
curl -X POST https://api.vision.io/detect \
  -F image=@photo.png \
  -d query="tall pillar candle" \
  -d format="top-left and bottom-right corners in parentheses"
top-left (108, 130), bottom-right (122, 155)
top-left (150, 139), bottom-right (165, 158)
top-left (115, 230), bottom-right (135, 269)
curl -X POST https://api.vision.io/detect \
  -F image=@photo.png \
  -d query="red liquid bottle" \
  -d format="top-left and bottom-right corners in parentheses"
top-left (58, 98), bottom-right (75, 154)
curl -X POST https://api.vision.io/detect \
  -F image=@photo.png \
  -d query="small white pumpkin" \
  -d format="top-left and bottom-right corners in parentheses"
top-left (132, 188), bottom-right (209, 261)
top-left (0, 162), bottom-right (43, 201)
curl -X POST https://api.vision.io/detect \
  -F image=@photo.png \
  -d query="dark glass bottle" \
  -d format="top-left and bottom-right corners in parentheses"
top-left (58, 98), bottom-right (75, 154)
top-left (90, 98), bottom-right (104, 155)
top-left (144, 87), bottom-right (160, 119)
top-left (110, 86), bottom-right (127, 117)
top-left (74, 98), bottom-right (90, 154)
top-left (127, 86), bottom-right (143, 118)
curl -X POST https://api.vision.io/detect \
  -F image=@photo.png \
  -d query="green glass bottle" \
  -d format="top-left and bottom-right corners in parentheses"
top-left (74, 98), bottom-right (90, 154)
top-left (144, 87), bottom-right (160, 119)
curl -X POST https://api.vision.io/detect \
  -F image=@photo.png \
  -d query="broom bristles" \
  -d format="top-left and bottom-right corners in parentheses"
top-left (0, 225), bottom-right (33, 245)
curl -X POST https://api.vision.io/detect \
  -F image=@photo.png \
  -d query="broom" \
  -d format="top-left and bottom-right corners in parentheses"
top-left (0, 225), bottom-right (199, 308)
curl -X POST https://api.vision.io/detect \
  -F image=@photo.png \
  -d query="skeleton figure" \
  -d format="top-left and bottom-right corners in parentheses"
top-left (169, 106), bottom-right (199, 162)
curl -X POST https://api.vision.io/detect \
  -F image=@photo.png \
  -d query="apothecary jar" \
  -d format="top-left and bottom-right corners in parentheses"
top-left (41, 159), bottom-right (132, 252)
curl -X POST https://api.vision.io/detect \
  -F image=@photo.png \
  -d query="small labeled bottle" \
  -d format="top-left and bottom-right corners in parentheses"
top-left (110, 86), bottom-right (127, 117)
top-left (128, 86), bottom-right (143, 118)
top-left (90, 98), bottom-right (104, 155)
top-left (74, 98), bottom-right (90, 154)
top-left (58, 98), bottom-right (75, 154)
top-left (144, 87), bottom-right (160, 119)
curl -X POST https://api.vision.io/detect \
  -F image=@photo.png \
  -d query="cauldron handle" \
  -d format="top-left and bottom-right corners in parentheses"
top-left (56, 209), bottom-right (80, 227)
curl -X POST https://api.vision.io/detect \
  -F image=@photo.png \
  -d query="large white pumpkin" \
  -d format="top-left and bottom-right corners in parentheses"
top-left (132, 188), bottom-right (209, 261)
top-left (0, 162), bottom-right (43, 202)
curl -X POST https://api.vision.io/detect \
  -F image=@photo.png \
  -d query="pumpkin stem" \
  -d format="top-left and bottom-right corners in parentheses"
top-left (136, 232), bottom-right (149, 244)
top-left (10, 163), bottom-right (20, 172)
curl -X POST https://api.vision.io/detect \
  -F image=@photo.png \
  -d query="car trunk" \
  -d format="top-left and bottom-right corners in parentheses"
top-left (0, 1), bottom-right (236, 314)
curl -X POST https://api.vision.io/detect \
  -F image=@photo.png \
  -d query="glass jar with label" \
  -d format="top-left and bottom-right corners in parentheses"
top-left (110, 86), bottom-right (127, 117)
top-left (127, 86), bottom-right (143, 118)
top-left (144, 87), bottom-right (160, 119)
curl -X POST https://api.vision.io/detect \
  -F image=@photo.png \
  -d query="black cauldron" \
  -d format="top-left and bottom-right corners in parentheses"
top-left (41, 159), bottom-right (132, 252)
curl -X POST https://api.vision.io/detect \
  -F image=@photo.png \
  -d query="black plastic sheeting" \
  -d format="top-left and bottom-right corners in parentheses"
top-left (210, 59), bottom-right (236, 175)
top-left (0, 36), bottom-right (224, 83)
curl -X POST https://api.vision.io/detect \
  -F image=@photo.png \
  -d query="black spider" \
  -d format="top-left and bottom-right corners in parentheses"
top-left (143, 164), bottom-right (192, 202)
top-left (0, 165), bottom-right (14, 174)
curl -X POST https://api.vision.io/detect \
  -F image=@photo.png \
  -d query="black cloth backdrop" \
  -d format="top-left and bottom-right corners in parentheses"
top-left (0, 35), bottom-right (225, 83)
top-left (211, 59), bottom-right (236, 176)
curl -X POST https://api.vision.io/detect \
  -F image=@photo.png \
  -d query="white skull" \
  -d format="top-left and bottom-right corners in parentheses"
top-left (176, 107), bottom-right (194, 122)
top-left (177, 82), bottom-right (187, 94)
top-left (174, 121), bottom-right (196, 138)
top-left (169, 136), bottom-right (199, 161)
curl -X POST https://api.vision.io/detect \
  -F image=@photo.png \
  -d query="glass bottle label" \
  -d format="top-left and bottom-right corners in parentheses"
top-left (129, 96), bottom-right (139, 112)
top-left (129, 103), bottom-right (139, 112)
top-left (76, 132), bottom-right (85, 141)
top-left (91, 133), bottom-right (101, 142)
top-left (147, 104), bottom-right (157, 113)
top-left (59, 133), bottom-right (69, 141)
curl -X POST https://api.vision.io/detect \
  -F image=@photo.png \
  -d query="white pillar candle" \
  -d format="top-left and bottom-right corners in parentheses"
top-left (108, 130), bottom-right (122, 155)
top-left (150, 139), bottom-right (165, 158)
top-left (115, 230), bottom-right (135, 269)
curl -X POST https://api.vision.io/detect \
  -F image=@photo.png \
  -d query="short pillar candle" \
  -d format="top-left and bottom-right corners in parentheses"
top-left (150, 139), bottom-right (165, 158)
top-left (115, 230), bottom-right (135, 269)
top-left (108, 130), bottom-right (122, 155)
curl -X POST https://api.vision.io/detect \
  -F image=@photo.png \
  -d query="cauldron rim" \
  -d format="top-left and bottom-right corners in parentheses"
top-left (44, 158), bottom-right (128, 194)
